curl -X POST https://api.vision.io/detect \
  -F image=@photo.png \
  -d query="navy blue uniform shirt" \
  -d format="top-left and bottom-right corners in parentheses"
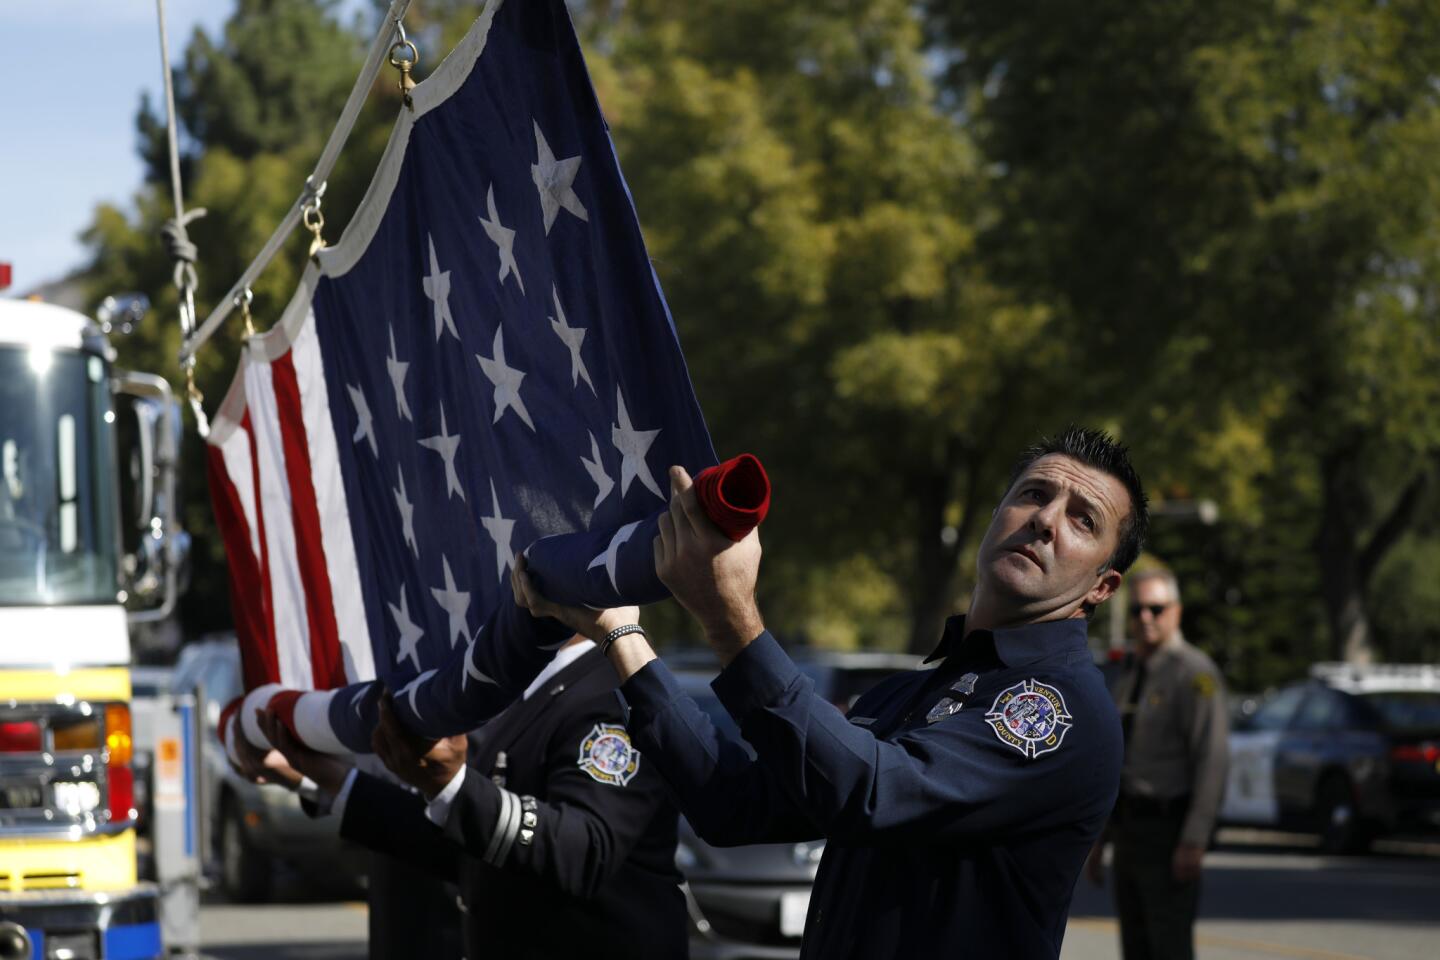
top-left (621, 616), bottom-right (1123, 959)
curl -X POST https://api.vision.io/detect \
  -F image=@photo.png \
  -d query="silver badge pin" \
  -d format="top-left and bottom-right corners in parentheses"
top-left (926, 673), bottom-right (981, 724)
top-left (926, 698), bottom-right (964, 724)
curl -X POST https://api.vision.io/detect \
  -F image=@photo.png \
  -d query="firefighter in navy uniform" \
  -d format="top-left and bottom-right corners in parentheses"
top-left (248, 634), bottom-right (688, 960)
top-left (514, 427), bottom-right (1148, 960)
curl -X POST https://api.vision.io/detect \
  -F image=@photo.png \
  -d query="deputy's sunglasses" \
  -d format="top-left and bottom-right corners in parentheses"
top-left (1129, 603), bottom-right (1172, 618)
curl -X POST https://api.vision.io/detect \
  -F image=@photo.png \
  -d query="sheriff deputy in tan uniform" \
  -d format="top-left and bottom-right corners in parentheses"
top-left (1086, 567), bottom-right (1229, 960)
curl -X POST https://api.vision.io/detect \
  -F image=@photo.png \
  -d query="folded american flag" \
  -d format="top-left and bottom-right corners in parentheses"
top-left (205, 0), bottom-right (753, 753)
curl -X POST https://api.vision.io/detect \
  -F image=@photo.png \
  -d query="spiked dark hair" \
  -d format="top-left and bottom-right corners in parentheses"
top-left (1006, 426), bottom-right (1149, 574)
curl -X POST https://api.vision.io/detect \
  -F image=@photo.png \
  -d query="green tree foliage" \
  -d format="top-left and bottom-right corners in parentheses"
top-left (931, 0), bottom-right (1440, 666)
top-left (83, 0), bottom-right (1439, 677)
top-left (587, 1), bottom-right (1095, 650)
top-left (138, 0), bottom-right (366, 181)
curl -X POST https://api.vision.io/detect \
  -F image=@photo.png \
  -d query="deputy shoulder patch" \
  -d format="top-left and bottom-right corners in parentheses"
top-left (985, 679), bottom-right (1074, 758)
top-left (577, 722), bottom-right (640, 786)
top-left (1192, 672), bottom-right (1217, 698)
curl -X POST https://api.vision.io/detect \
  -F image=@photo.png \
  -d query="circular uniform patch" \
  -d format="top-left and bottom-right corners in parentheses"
top-left (577, 722), bottom-right (640, 786)
top-left (984, 679), bottom-right (1074, 758)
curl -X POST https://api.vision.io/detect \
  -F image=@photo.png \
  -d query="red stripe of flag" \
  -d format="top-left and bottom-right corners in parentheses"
top-left (265, 689), bottom-right (305, 740)
top-left (243, 409), bottom-right (281, 686)
top-left (206, 433), bottom-right (278, 689)
top-left (271, 352), bottom-right (347, 690)
top-left (216, 697), bottom-right (244, 751)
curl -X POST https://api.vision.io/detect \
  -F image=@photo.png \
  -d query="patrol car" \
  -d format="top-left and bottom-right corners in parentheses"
top-left (1221, 663), bottom-right (1440, 853)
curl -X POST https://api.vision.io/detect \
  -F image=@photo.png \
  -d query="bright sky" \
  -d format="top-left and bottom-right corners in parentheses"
top-left (0, 2), bottom-right (235, 294)
top-left (1, 0), bottom-right (366, 296)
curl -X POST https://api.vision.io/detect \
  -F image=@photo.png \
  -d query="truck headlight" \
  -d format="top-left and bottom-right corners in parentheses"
top-left (53, 780), bottom-right (102, 816)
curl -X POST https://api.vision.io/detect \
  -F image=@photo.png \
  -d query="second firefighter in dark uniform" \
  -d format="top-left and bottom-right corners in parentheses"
top-left (263, 636), bottom-right (689, 960)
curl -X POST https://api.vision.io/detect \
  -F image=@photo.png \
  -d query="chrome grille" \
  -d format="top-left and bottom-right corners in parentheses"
top-left (0, 701), bottom-right (108, 837)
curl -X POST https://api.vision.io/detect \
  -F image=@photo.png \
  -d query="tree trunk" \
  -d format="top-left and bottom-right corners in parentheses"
top-left (907, 465), bottom-right (961, 654)
top-left (1317, 449), bottom-right (1374, 664)
top-left (906, 441), bottom-right (988, 654)
top-left (1315, 448), bottom-right (1432, 664)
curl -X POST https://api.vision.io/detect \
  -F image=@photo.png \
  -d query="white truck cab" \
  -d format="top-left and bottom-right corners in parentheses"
top-left (0, 295), bottom-right (188, 960)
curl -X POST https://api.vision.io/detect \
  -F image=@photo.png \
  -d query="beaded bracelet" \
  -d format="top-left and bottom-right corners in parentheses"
top-left (600, 623), bottom-right (646, 656)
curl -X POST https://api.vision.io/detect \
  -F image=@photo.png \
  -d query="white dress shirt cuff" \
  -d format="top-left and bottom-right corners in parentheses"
top-left (425, 765), bottom-right (467, 826)
top-left (296, 775), bottom-right (321, 806)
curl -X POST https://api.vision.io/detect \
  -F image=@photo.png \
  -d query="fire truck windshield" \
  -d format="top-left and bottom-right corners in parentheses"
top-left (0, 346), bottom-right (119, 605)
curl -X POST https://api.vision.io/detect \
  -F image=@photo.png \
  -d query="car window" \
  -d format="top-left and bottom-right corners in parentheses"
top-left (171, 653), bottom-right (205, 695)
top-left (1358, 692), bottom-right (1440, 736)
top-left (205, 654), bottom-right (242, 706)
top-left (1247, 686), bottom-right (1306, 732)
top-left (1293, 689), bottom-right (1344, 732)
top-left (1339, 694), bottom-right (1383, 731)
top-left (194, 655), bottom-right (223, 699)
top-left (182, 650), bottom-right (242, 729)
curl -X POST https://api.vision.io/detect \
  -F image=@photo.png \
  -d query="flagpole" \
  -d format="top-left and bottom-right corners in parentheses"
top-left (179, 0), bottom-right (416, 364)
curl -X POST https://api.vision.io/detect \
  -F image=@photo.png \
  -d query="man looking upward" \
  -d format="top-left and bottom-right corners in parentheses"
top-left (515, 426), bottom-right (1150, 959)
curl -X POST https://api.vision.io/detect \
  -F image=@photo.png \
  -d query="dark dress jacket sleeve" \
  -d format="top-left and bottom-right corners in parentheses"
top-left (620, 657), bottom-right (822, 846)
top-left (626, 632), bottom-right (1117, 847)
top-left (440, 696), bottom-right (673, 899)
top-left (710, 632), bottom-right (1114, 844)
top-left (339, 772), bottom-right (461, 885)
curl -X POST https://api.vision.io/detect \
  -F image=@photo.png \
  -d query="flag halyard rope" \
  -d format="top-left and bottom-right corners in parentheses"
top-left (155, 0), bottom-right (210, 436)
top-left (178, 0), bottom-right (416, 366)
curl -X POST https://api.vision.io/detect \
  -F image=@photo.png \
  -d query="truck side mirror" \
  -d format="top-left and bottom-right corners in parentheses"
top-left (112, 373), bottom-right (183, 623)
top-left (96, 294), bottom-right (150, 337)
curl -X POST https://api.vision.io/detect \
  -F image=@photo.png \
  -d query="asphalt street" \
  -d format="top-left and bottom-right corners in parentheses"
top-left (1062, 832), bottom-right (1440, 960)
top-left (197, 832), bottom-right (1440, 960)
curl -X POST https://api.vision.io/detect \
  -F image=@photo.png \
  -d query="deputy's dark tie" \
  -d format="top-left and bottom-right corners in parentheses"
top-left (1120, 659), bottom-right (1147, 743)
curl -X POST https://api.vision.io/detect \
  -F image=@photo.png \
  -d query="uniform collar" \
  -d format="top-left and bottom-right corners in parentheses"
top-left (1134, 634), bottom-right (1182, 666)
top-left (522, 639), bottom-right (596, 699)
top-left (925, 615), bottom-right (1091, 667)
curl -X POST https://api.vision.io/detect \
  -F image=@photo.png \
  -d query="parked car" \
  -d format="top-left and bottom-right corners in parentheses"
top-left (171, 637), bottom-right (367, 901)
top-left (668, 649), bottom-right (926, 960)
top-left (1221, 663), bottom-right (1440, 853)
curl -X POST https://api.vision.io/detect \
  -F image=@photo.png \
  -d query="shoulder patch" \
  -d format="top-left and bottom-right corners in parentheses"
top-left (577, 722), bottom-right (640, 786)
top-left (1192, 672), bottom-right (1217, 698)
top-left (985, 679), bottom-right (1074, 758)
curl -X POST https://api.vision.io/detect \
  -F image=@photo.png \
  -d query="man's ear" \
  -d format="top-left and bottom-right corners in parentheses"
top-left (1086, 568), bottom-right (1124, 609)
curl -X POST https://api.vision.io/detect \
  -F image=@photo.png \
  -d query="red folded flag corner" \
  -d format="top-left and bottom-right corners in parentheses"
top-left (217, 697), bottom-right (243, 748)
top-left (694, 453), bottom-right (771, 542)
top-left (266, 689), bottom-right (305, 742)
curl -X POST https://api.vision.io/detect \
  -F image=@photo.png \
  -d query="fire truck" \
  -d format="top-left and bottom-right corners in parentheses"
top-left (0, 282), bottom-right (198, 960)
